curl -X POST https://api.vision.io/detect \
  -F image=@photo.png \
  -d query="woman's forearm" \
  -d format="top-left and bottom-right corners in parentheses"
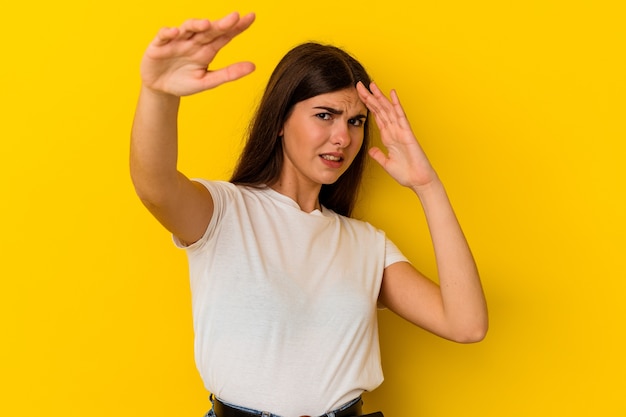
top-left (412, 178), bottom-right (488, 340)
top-left (130, 86), bottom-right (182, 206)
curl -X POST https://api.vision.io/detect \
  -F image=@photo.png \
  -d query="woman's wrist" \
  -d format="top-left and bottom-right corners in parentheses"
top-left (140, 83), bottom-right (181, 103)
top-left (409, 174), bottom-right (443, 198)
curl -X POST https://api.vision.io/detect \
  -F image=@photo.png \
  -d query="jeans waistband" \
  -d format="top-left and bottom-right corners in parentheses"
top-left (211, 395), bottom-right (363, 417)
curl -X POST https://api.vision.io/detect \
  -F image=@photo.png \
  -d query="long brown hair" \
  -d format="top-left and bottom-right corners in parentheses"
top-left (229, 42), bottom-right (372, 217)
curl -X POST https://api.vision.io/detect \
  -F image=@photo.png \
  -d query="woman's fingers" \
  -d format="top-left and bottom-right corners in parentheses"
top-left (359, 81), bottom-right (413, 136)
top-left (151, 12), bottom-right (255, 52)
top-left (197, 12), bottom-right (256, 52)
top-left (177, 13), bottom-right (255, 47)
top-left (368, 146), bottom-right (388, 168)
top-left (358, 81), bottom-right (395, 128)
top-left (389, 89), bottom-right (412, 130)
top-left (213, 11), bottom-right (244, 31)
top-left (200, 61), bottom-right (256, 90)
top-left (153, 26), bottom-right (180, 46)
top-left (177, 18), bottom-right (212, 40)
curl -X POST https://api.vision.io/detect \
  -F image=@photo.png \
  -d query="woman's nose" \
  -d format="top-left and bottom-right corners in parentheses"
top-left (331, 124), bottom-right (350, 148)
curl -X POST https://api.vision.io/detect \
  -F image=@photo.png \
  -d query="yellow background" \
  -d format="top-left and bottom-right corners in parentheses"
top-left (1, 0), bottom-right (624, 416)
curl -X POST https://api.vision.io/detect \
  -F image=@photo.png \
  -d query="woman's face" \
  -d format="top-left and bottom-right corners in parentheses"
top-left (279, 87), bottom-right (367, 188)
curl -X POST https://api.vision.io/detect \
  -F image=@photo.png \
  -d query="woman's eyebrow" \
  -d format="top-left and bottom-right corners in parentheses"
top-left (314, 106), bottom-right (368, 119)
top-left (313, 106), bottom-right (343, 114)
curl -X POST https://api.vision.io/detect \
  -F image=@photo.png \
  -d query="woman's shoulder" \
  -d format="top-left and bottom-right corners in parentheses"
top-left (331, 210), bottom-right (384, 236)
top-left (192, 179), bottom-right (255, 200)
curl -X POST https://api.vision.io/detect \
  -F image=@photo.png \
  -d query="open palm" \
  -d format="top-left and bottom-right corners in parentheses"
top-left (140, 12), bottom-right (256, 97)
top-left (357, 81), bottom-right (438, 190)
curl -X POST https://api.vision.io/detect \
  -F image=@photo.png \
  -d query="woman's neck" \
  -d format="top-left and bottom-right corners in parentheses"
top-left (269, 179), bottom-right (322, 213)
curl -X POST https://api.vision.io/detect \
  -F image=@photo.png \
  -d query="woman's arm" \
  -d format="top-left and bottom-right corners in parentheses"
top-left (356, 81), bottom-right (488, 343)
top-left (130, 13), bottom-right (255, 245)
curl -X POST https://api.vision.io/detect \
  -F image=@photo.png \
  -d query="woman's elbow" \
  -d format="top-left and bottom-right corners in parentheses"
top-left (449, 318), bottom-right (489, 344)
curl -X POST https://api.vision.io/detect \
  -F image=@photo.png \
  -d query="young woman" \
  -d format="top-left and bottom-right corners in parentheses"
top-left (130, 11), bottom-right (487, 417)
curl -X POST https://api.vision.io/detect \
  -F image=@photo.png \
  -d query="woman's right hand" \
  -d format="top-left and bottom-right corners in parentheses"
top-left (140, 12), bottom-right (256, 97)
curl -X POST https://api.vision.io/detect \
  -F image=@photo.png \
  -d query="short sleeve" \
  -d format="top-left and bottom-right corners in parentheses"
top-left (172, 180), bottom-right (235, 250)
top-left (384, 236), bottom-right (410, 268)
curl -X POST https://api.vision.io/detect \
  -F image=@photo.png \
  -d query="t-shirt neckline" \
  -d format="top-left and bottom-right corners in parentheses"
top-left (258, 185), bottom-right (328, 218)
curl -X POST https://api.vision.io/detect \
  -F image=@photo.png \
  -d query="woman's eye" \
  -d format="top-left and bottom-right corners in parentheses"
top-left (349, 118), bottom-right (364, 127)
top-left (316, 113), bottom-right (331, 120)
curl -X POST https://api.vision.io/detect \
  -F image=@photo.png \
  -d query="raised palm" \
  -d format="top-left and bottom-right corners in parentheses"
top-left (140, 12), bottom-right (256, 97)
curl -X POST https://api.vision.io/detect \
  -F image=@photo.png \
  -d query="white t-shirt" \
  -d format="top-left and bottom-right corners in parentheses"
top-left (175, 181), bottom-right (408, 417)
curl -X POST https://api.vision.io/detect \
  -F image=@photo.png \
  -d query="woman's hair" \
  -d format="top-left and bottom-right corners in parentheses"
top-left (229, 42), bottom-right (372, 217)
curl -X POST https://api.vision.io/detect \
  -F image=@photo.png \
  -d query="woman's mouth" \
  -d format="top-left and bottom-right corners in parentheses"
top-left (320, 154), bottom-right (343, 162)
top-left (320, 153), bottom-right (344, 168)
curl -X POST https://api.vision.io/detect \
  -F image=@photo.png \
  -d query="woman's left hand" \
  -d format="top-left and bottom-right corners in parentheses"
top-left (358, 82), bottom-right (488, 343)
top-left (356, 81), bottom-right (438, 191)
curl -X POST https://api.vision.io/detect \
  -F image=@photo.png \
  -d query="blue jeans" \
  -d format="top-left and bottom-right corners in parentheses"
top-left (204, 395), bottom-right (363, 417)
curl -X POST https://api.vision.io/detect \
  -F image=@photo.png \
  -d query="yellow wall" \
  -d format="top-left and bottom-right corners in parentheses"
top-left (2, 0), bottom-right (624, 416)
